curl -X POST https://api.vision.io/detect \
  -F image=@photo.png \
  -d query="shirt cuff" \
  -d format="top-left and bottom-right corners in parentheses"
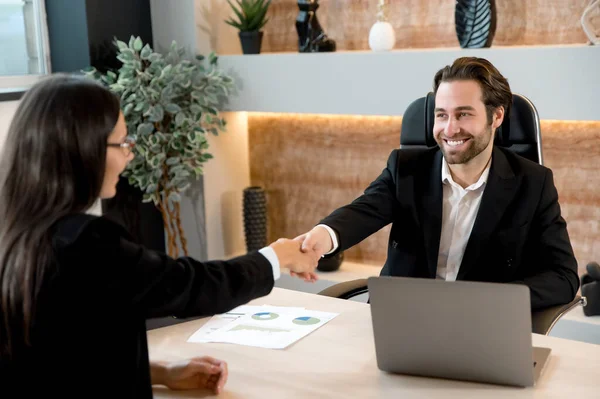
top-left (258, 246), bottom-right (281, 281)
top-left (317, 224), bottom-right (339, 256)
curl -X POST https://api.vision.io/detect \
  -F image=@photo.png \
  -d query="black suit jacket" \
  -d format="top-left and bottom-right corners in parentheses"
top-left (320, 147), bottom-right (579, 310)
top-left (0, 214), bottom-right (274, 398)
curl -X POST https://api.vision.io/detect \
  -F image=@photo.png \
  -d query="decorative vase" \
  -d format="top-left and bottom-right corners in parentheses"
top-left (317, 251), bottom-right (344, 272)
top-left (239, 31), bottom-right (264, 54)
top-left (369, 1), bottom-right (396, 51)
top-left (455, 0), bottom-right (497, 49)
top-left (296, 0), bottom-right (336, 52)
top-left (243, 186), bottom-right (268, 252)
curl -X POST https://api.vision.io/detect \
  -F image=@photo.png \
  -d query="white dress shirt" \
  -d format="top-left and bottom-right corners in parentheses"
top-left (258, 247), bottom-right (281, 280)
top-left (322, 157), bottom-right (492, 281)
top-left (436, 158), bottom-right (491, 281)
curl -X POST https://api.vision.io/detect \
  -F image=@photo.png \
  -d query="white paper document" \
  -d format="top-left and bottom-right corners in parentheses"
top-left (187, 305), bottom-right (338, 349)
top-left (187, 305), bottom-right (265, 343)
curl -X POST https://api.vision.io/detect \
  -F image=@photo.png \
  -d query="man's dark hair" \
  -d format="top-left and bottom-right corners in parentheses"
top-left (433, 57), bottom-right (512, 124)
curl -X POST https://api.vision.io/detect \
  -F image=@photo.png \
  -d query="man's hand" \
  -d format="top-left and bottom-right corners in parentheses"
top-left (269, 238), bottom-right (319, 282)
top-left (151, 356), bottom-right (228, 394)
top-left (295, 225), bottom-right (334, 258)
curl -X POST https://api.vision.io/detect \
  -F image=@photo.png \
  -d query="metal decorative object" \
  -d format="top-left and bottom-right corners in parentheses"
top-left (296, 0), bottom-right (336, 52)
top-left (581, 0), bottom-right (600, 45)
top-left (455, 0), bottom-right (497, 48)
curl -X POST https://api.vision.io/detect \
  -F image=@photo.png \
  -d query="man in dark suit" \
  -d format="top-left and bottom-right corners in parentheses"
top-left (296, 57), bottom-right (579, 310)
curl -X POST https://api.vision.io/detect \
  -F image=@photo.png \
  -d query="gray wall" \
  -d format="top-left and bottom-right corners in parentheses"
top-left (218, 46), bottom-right (600, 121)
top-left (150, 0), bottom-right (208, 261)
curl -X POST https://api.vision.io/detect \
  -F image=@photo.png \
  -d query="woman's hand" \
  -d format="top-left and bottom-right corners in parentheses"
top-left (151, 356), bottom-right (228, 394)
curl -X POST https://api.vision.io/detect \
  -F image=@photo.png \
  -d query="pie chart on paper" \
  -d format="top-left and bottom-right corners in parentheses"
top-left (251, 312), bottom-right (279, 321)
top-left (292, 316), bottom-right (321, 325)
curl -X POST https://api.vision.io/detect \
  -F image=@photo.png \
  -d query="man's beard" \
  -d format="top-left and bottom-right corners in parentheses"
top-left (437, 124), bottom-right (493, 165)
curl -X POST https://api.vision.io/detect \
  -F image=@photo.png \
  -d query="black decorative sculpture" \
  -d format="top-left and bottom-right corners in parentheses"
top-left (296, 0), bottom-right (336, 52)
top-left (243, 186), bottom-right (268, 253)
top-left (455, 0), bottom-right (497, 48)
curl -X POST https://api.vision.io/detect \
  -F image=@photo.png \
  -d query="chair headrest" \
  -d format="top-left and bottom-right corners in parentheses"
top-left (400, 92), bottom-right (541, 163)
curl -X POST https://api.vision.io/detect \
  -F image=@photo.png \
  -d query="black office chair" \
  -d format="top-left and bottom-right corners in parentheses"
top-left (317, 93), bottom-right (586, 335)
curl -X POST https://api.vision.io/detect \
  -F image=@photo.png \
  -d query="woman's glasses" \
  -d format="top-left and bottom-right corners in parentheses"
top-left (107, 136), bottom-right (136, 156)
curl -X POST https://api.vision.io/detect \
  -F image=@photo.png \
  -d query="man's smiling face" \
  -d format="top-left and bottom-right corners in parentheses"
top-left (433, 80), bottom-right (495, 165)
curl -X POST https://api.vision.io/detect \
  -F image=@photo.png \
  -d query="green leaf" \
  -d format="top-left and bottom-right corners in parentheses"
top-left (226, 0), bottom-right (245, 26)
top-left (171, 141), bottom-right (184, 151)
top-left (140, 44), bottom-right (152, 60)
top-left (175, 112), bottom-right (186, 127)
top-left (148, 135), bottom-right (159, 146)
top-left (149, 53), bottom-right (162, 63)
top-left (123, 103), bottom-right (134, 116)
top-left (148, 104), bottom-right (164, 122)
top-left (151, 157), bottom-right (161, 168)
top-left (165, 103), bottom-right (181, 114)
top-left (160, 64), bottom-right (173, 78)
top-left (166, 157), bottom-right (180, 166)
top-left (168, 191), bottom-right (182, 203)
top-left (146, 183), bottom-right (158, 193)
top-left (137, 123), bottom-right (154, 136)
top-left (134, 102), bottom-right (145, 112)
top-left (133, 37), bottom-right (143, 52)
top-left (116, 40), bottom-right (128, 51)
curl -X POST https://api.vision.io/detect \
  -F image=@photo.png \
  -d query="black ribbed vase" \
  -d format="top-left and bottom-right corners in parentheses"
top-left (243, 186), bottom-right (268, 252)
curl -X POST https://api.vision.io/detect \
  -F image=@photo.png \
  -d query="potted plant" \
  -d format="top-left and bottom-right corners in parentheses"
top-left (225, 0), bottom-right (271, 54)
top-left (85, 36), bottom-right (235, 257)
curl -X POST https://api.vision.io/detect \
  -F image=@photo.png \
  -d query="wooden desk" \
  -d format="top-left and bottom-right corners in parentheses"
top-left (149, 288), bottom-right (600, 398)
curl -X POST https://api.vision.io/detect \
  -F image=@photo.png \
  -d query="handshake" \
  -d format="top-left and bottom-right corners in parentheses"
top-left (268, 225), bottom-right (335, 283)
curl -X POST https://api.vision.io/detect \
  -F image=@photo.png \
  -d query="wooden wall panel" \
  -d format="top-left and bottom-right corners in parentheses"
top-left (261, 0), bottom-right (591, 53)
top-left (542, 121), bottom-right (600, 271)
top-left (248, 113), bottom-right (401, 265)
top-left (248, 113), bottom-right (600, 275)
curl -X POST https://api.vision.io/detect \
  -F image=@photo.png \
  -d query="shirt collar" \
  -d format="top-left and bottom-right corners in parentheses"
top-left (441, 156), bottom-right (492, 191)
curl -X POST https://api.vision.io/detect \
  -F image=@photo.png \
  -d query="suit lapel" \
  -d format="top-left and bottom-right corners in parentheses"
top-left (457, 147), bottom-right (520, 280)
top-left (418, 151), bottom-right (444, 278)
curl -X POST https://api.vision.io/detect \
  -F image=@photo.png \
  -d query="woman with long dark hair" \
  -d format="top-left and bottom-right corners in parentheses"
top-left (0, 74), bottom-right (318, 397)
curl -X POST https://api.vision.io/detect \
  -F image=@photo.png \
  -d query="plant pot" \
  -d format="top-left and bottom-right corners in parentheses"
top-left (239, 31), bottom-right (263, 54)
top-left (317, 251), bottom-right (344, 272)
top-left (243, 186), bottom-right (268, 252)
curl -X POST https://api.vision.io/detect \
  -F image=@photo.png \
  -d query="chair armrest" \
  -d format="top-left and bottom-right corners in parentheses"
top-left (531, 295), bottom-right (586, 335)
top-left (317, 279), bottom-right (369, 300)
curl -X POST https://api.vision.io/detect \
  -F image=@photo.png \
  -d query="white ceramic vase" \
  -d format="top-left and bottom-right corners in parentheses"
top-left (368, 21), bottom-right (396, 52)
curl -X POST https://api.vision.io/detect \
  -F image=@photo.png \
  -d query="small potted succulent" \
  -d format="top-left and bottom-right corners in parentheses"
top-left (225, 0), bottom-right (271, 54)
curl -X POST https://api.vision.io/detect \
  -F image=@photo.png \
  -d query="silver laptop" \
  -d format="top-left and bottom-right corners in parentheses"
top-left (367, 276), bottom-right (551, 387)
